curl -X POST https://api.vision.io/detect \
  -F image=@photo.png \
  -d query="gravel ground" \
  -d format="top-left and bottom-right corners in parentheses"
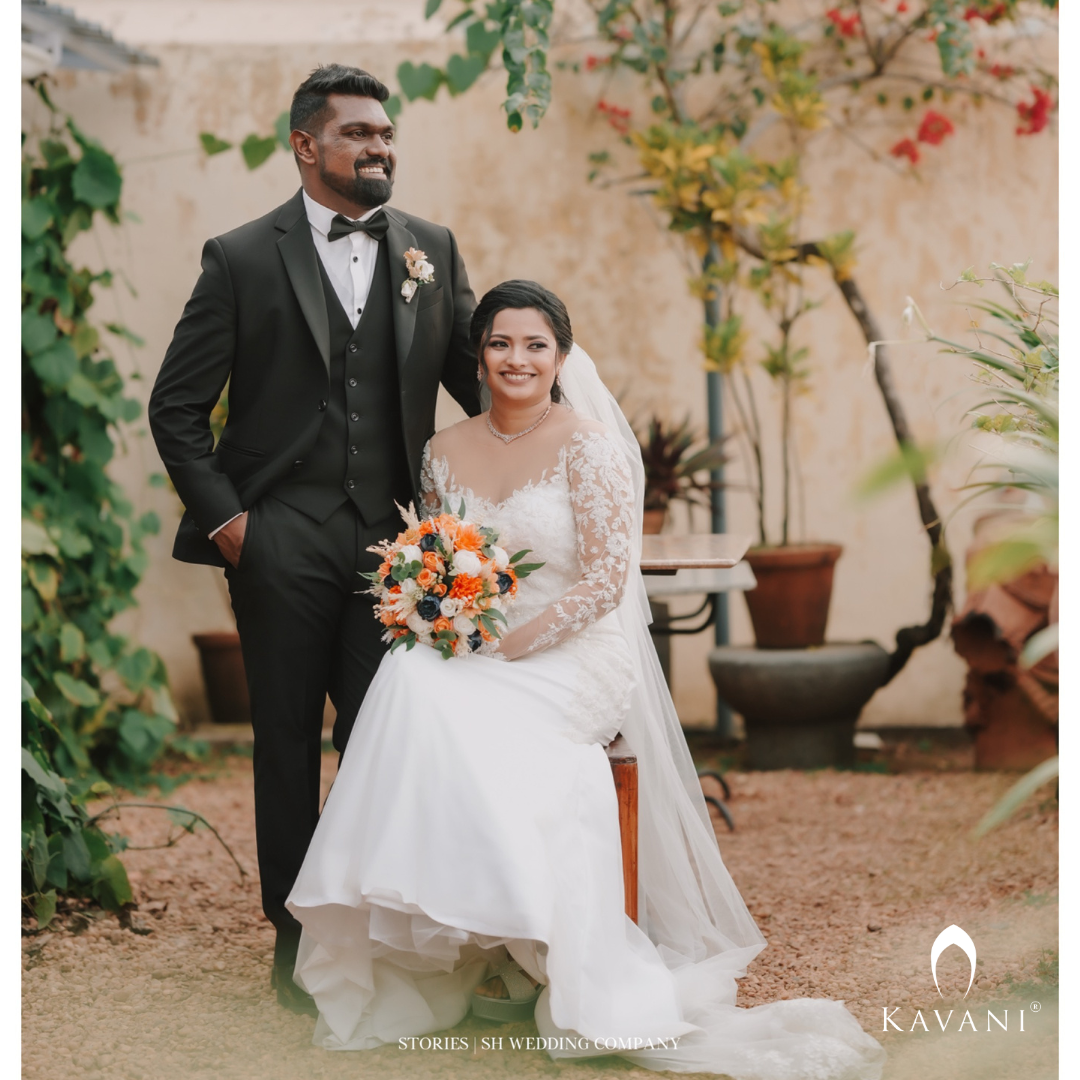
top-left (22, 750), bottom-right (1058, 1080)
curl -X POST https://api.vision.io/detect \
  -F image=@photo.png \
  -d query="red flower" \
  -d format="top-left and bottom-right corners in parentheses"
top-left (964, 3), bottom-right (1007, 23)
top-left (989, 63), bottom-right (1015, 80)
top-left (890, 138), bottom-right (921, 165)
top-left (917, 110), bottom-right (955, 145)
top-left (897, 1), bottom-right (908, 11)
top-left (826, 8), bottom-right (862, 37)
top-left (597, 99), bottom-right (632, 134)
top-left (584, 54), bottom-right (603, 71)
top-left (1016, 87), bottom-right (1053, 136)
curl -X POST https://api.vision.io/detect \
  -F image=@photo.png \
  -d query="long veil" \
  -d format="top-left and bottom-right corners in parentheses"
top-left (558, 344), bottom-right (767, 968)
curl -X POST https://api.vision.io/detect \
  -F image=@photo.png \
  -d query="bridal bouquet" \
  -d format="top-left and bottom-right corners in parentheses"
top-left (363, 500), bottom-right (543, 659)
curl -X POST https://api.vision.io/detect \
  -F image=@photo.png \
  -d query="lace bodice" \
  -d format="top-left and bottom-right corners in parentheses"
top-left (419, 428), bottom-right (635, 661)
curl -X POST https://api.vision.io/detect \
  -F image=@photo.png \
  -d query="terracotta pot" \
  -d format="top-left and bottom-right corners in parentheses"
top-left (743, 544), bottom-right (843, 649)
top-left (192, 631), bottom-right (251, 725)
top-left (642, 509), bottom-right (666, 535)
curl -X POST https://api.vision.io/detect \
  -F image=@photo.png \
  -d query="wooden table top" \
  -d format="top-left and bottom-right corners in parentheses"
top-left (640, 533), bottom-right (752, 572)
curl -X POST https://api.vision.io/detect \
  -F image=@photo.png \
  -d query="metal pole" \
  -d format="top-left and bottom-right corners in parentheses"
top-left (703, 246), bottom-right (736, 738)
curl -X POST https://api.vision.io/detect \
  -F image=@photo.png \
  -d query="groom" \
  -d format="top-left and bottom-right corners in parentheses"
top-left (149, 65), bottom-right (481, 1012)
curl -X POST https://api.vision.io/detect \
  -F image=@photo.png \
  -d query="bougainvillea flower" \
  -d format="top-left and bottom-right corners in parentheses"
top-left (826, 8), bottom-right (862, 37)
top-left (597, 99), bottom-right (632, 134)
top-left (989, 63), bottom-right (1015, 80)
top-left (1016, 87), bottom-right (1053, 135)
top-left (890, 138), bottom-right (921, 165)
top-left (917, 110), bottom-right (955, 145)
top-left (584, 54), bottom-right (603, 71)
top-left (897, 1), bottom-right (908, 11)
top-left (964, 3), bottom-right (1007, 22)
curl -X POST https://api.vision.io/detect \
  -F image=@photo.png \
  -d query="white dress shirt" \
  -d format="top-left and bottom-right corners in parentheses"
top-left (209, 191), bottom-right (384, 540)
top-left (302, 189), bottom-right (383, 329)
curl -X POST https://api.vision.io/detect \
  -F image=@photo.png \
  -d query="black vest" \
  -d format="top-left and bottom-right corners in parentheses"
top-left (270, 240), bottom-right (412, 525)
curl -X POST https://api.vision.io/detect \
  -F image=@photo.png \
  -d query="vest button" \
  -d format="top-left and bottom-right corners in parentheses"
top-left (293, 459), bottom-right (303, 468)
top-left (318, 400), bottom-right (327, 411)
top-left (347, 480), bottom-right (356, 490)
top-left (349, 344), bottom-right (358, 353)
top-left (348, 378), bottom-right (357, 387)
top-left (350, 412), bottom-right (360, 422)
top-left (350, 445), bottom-right (358, 455)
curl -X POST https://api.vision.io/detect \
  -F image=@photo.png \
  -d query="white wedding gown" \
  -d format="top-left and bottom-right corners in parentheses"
top-left (286, 427), bottom-right (886, 1079)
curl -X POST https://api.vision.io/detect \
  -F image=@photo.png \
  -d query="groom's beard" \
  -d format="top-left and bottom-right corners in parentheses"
top-left (320, 159), bottom-right (394, 209)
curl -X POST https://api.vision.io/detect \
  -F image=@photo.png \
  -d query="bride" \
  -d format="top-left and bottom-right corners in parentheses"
top-left (286, 280), bottom-right (886, 1078)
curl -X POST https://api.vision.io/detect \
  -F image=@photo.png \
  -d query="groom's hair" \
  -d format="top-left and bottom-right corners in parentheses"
top-left (471, 281), bottom-right (574, 404)
top-left (290, 64), bottom-right (391, 136)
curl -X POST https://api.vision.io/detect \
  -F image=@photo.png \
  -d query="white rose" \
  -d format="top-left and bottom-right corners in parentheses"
top-left (440, 597), bottom-right (463, 618)
top-left (417, 260), bottom-right (435, 281)
top-left (400, 279), bottom-right (418, 301)
top-left (453, 550), bottom-right (482, 577)
top-left (491, 545), bottom-right (510, 571)
top-left (406, 611), bottom-right (428, 636)
top-left (400, 577), bottom-right (421, 598)
top-left (453, 615), bottom-right (476, 638)
top-left (399, 544), bottom-right (423, 565)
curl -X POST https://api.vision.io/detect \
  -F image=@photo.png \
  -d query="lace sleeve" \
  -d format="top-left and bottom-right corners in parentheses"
top-left (419, 441), bottom-right (442, 515)
top-left (497, 430), bottom-right (635, 661)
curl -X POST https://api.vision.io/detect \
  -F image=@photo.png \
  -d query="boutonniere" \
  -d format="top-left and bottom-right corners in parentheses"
top-left (401, 247), bottom-right (435, 303)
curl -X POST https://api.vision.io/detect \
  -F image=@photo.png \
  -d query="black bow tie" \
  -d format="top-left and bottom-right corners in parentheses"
top-left (327, 209), bottom-right (389, 243)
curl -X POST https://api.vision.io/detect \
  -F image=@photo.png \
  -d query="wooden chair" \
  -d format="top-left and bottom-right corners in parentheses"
top-left (605, 735), bottom-right (638, 923)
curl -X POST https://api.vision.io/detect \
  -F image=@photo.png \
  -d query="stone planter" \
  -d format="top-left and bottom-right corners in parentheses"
top-left (708, 643), bottom-right (888, 769)
top-left (192, 631), bottom-right (251, 726)
top-left (743, 544), bottom-right (843, 648)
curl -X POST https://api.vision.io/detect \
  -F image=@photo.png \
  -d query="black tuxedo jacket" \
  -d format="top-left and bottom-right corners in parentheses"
top-left (148, 189), bottom-right (480, 566)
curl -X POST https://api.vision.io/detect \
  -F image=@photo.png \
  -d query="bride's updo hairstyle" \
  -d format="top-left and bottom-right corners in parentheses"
top-left (470, 280), bottom-right (573, 404)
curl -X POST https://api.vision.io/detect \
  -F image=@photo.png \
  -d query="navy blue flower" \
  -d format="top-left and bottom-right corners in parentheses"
top-left (416, 596), bottom-right (442, 622)
top-left (468, 630), bottom-right (483, 652)
top-left (419, 533), bottom-right (438, 553)
top-left (496, 572), bottom-right (514, 595)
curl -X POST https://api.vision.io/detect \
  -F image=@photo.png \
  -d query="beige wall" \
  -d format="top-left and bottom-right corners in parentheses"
top-left (25, 1), bottom-right (1057, 729)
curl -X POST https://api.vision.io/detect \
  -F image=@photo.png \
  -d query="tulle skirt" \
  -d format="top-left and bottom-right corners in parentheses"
top-left (286, 642), bottom-right (886, 1079)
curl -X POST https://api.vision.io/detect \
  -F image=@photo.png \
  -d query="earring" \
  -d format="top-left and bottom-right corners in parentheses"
top-left (476, 366), bottom-right (484, 382)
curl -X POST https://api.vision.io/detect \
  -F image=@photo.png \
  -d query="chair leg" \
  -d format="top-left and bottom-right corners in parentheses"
top-left (609, 758), bottom-right (639, 923)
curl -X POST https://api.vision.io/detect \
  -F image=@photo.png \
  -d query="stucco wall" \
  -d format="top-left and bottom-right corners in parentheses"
top-left (25, 1), bottom-right (1057, 729)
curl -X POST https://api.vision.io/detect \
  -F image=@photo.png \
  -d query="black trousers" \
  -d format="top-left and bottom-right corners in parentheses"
top-left (225, 495), bottom-right (394, 967)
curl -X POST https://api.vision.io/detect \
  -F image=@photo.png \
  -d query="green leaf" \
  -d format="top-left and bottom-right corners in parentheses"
top-left (72, 145), bottom-right (122, 209)
top-left (166, 807), bottom-right (200, 832)
top-left (397, 61), bottom-right (444, 102)
top-left (855, 442), bottom-right (939, 500)
top-left (22, 198), bottom-right (53, 239)
top-left (446, 53), bottom-right (487, 96)
top-left (21, 519), bottom-right (58, 558)
top-left (466, 21), bottom-right (503, 58)
top-left (22, 749), bottom-right (67, 801)
top-left (53, 671), bottom-right (101, 708)
top-left (27, 561), bottom-right (59, 602)
top-left (93, 854), bottom-right (132, 911)
top-left (384, 95), bottom-right (402, 124)
top-left (30, 825), bottom-right (50, 891)
top-left (116, 649), bottom-right (155, 692)
top-left (29, 339), bottom-right (78, 388)
top-left (509, 549), bottom-right (532, 563)
top-left (59, 623), bottom-right (86, 663)
top-left (424, 0), bottom-right (443, 16)
top-left (198, 132), bottom-right (233, 156)
top-left (22, 309), bottom-right (59, 354)
top-left (274, 111), bottom-right (292, 150)
top-left (1020, 623), bottom-right (1058, 668)
top-left (240, 134), bottom-right (278, 170)
top-left (62, 829), bottom-right (92, 881)
top-left (33, 890), bottom-right (57, 929)
top-left (972, 756), bottom-right (1058, 838)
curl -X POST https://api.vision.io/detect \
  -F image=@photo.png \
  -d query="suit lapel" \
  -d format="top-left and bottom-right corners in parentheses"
top-left (384, 208), bottom-right (419, 374)
top-left (275, 191), bottom-right (330, 374)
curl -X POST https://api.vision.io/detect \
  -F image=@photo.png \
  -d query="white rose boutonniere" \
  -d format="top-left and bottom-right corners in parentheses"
top-left (402, 247), bottom-right (435, 303)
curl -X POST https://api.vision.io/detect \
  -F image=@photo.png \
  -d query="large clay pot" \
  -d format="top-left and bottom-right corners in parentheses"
top-left (192, 631), bottom-right (251, 725)
top-left (743, 544), bottom-right (843, 648)
top-left (642, 509), bottom-right (666, 535)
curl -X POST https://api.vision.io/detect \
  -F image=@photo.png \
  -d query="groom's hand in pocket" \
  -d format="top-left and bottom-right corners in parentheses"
top-left (213, 512), bottom-right (249, 568)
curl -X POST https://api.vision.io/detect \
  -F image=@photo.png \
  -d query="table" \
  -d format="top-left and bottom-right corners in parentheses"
top-left (640, 534), bottom-right (754, 637)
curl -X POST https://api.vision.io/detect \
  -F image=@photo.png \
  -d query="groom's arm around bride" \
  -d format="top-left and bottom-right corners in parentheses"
top-left (147, 63), bottom-right (480, 1011)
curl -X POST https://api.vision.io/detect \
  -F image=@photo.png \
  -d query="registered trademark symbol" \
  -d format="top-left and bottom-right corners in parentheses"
top-left (1030, 1001), bottom-right (1042, 1013)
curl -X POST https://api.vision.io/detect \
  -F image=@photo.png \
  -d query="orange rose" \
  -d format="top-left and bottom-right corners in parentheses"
top-left (380, 609), bottom-right (398, 626)
top-left (417, 568), bottom-right (437, 589)
top-left (433, 616), bottom-right (452, 634)
top-left (423, 551), bottom-right (443, 573)
top-left (448, 574), bottom-right (483, 604)
top-left (433, 583), bottom-right (448, 596)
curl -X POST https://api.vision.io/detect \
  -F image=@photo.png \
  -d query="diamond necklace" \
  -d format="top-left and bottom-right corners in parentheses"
top-left (486, 404), bottom-right (553, 444)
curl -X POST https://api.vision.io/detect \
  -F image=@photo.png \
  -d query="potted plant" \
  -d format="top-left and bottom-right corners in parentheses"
top-left (635, 416), bottom-right (728, 534)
